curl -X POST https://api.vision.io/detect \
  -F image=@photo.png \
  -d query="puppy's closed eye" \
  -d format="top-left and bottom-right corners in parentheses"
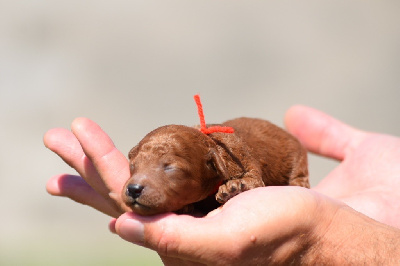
top-left (163, 163), bottom-right (177, 172)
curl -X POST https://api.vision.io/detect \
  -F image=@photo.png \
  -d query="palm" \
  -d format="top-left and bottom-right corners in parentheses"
top-left (285, 106), bottom-right (400, 228)
top-left (316, 134), bottom-right (400, 227)
top-left (112, 186), bottom-right (330, 265)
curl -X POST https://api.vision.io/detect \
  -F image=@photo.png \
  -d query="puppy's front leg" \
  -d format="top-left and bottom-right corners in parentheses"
top-left (216, 171), bottom-right (264, 204)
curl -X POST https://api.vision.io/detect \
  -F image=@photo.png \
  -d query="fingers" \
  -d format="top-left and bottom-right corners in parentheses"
top-left (47, 174), bottom-right (122, 217)
top-left (112, 212), bottom-right (228, 263)
top-left (44, 127), bottom-right (108, 197)
top-left (44, 118), bottom-right (131, 213)
top-left (44, 127), bottom-right (85, 169)
top-left (284, 105), bottom-right (366, 160)
top-left (71, 118), bottom-right (129, 196)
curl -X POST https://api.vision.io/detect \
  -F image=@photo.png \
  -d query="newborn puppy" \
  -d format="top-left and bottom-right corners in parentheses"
top-left (122, 118), bottom-right (309, 216)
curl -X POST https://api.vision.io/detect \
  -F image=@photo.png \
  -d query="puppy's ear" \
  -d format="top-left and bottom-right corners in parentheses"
top-left (206, 149), bottom-right (229, 180)
top-left (128, 145), bottom-right (139, 160)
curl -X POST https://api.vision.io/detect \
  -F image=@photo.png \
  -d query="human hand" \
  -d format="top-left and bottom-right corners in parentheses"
top-left (110, 185), bottom-right (400, 265)
top-left (44, 117), bottom-right (130, 217)
top-left (45, 108), bottom-right (400, 264)
top-left (111, 186), bottom-right (345, 265)
top-left (285, 105), bottom-right (400, 228)
top-left (44, 118), bottom-right (335, 264)
top-left (46, 107), bottom-right (400, 226)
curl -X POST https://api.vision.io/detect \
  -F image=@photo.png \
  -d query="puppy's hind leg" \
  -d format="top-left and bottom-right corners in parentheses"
top-left (288, 148), bottom-right (310, 188)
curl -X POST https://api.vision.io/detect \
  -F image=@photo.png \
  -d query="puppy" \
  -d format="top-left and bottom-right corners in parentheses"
top-left (122, 118), bottom-right (309, 216)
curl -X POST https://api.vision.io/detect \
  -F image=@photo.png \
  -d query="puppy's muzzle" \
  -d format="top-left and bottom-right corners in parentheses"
top-left (126, 184), bottom-right (145, 199)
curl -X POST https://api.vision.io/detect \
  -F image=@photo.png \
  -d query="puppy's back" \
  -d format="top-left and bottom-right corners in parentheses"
top-left (223, 118), bottom-right (308, 186)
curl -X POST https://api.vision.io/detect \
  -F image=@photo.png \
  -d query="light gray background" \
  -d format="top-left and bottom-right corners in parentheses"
top-left (1, 1), bottom-right (400, 265)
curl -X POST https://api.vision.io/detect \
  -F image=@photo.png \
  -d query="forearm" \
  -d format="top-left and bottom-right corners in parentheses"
top-left (304, 205), bottom-right (400, 264)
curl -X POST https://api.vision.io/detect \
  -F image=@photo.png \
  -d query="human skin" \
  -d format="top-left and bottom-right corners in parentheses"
top-left (45, 105), bottom-right (400, 264)
top-left (110, 188), bottom-right (400, 265)
top-left (285, 106), bottom-right (400, 229)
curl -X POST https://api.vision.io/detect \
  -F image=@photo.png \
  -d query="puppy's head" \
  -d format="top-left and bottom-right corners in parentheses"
top-left (122, 125), bottom-right (227, 216)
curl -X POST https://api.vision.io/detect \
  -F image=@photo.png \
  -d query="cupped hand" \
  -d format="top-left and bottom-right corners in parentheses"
top-left (285, 105), bottom-right (400, 228)
top-left (44, 106), bottom-right (400, 264)
top-left (110, 186), bottom-right (341, 265)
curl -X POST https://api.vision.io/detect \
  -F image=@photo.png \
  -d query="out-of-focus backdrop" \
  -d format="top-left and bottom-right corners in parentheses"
top-left (1, 1), bottom-right (400, 265)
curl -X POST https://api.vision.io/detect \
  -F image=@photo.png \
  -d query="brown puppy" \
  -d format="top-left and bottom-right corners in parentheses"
top-left (122, 118), bottom-right (309, 216)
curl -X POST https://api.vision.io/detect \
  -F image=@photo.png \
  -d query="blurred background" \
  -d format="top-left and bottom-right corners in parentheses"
top-left (1, 0), bottom-right (400, 265)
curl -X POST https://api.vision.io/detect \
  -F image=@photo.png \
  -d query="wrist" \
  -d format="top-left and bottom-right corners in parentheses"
top-left (263, 192), bottom-right (340, 264)
top-left (303, 204), bottom-right (400, 264)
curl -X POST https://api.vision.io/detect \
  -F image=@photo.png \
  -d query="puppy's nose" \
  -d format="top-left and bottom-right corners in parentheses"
top-left (126, 184), bottom-right (145, 199)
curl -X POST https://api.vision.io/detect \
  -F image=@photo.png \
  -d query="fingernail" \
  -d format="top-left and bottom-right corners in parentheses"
top-left (118, 218), bottom-right (145, 246)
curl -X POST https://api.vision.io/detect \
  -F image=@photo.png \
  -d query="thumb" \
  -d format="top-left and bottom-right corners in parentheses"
top-left (284, 105), bottom-right (366, 160)
top-left (112, 212), bottom-right (228, 262)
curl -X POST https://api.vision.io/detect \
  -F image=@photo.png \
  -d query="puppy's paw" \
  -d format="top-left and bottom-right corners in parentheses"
top-left (216, 179), bottom-right (246, 203)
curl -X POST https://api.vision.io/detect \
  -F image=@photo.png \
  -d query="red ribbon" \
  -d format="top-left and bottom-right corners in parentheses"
top-left (194, 95), bottom-right (235, 135)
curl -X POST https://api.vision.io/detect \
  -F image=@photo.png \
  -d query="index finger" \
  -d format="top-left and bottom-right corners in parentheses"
top-left (71, 117), bottom-right (130, 204)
